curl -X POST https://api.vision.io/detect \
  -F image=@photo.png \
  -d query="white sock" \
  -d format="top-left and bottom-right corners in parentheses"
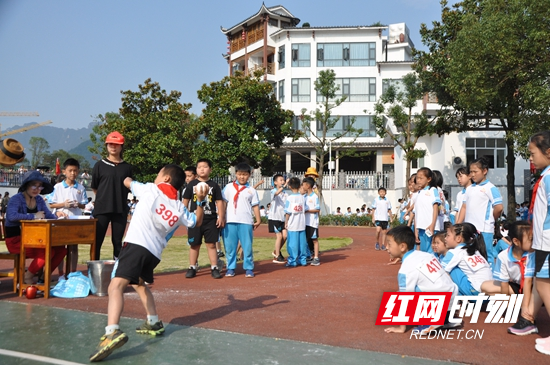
top-left (190, 265), bottom-right (196, 269)
top-left (147, 315), bottom-right (159, 325)
top-left (211, 265), bottom-right (218, 270)
top-left (105, 324), bottom-right (119, 335)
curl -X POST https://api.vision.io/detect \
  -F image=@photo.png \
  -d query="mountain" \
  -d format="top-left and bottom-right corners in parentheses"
top-left (4, 122), bottom-right (98, 164)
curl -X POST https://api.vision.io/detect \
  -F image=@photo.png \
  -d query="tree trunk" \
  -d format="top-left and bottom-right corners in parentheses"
top-left (405, 157), bottom-right (411, 197)
top-left (505, 137), bottom-right (516, 220)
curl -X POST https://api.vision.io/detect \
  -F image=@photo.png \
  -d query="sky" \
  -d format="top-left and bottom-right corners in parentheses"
top-left (0, 0), bottom-right (452, 131)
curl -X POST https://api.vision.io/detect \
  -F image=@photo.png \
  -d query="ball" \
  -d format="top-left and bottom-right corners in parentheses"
top-left (196, 181), bottom-right (209, 195)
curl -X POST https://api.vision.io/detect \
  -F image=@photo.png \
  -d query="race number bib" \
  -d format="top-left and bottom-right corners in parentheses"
top-left (151, 194), bottom-right (181, 232)
top-left (417, 257), bottom-right (444, 283)
top-left (465, 255), bottom-right (488, 272)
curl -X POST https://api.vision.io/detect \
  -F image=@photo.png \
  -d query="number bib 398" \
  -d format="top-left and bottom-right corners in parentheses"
top-left (152, 195), bottom-right (180, 232)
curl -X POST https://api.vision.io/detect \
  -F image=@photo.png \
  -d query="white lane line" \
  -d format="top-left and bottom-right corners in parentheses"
top-left (0, 349), bottom-right (86, 365)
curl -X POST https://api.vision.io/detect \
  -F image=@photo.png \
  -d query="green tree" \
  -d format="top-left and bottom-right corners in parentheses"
top-left (372, 73), bottom-right (431, 194)
top-left (194, 70), bottom-right (294, 176)
top-left (413, 0), bottom-right (550, 218)
top-left (89, 79), bottom-right (194, 182)
top-left (42, 150), bottom-right (91, 172)
top-left (289, 69), bottom-right (365, 205)
top-left (28, 136), bottom-right (50, 168)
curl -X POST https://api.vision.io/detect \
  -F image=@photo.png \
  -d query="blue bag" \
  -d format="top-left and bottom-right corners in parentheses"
top-left (50, 271), bottom-right (91, 298)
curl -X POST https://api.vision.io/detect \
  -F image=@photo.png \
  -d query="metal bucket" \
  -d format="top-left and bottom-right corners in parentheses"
top-left (87, 260), bottom-right (116, 296)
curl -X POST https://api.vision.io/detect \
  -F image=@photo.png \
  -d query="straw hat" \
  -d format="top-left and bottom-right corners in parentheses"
top-left (0, 139), bottom-right (25, 166)
top-left (305, 167), bottom-right (319, 178)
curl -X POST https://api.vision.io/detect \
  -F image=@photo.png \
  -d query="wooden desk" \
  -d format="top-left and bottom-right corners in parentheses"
top-left (18, 219), bottom-right (97, 298)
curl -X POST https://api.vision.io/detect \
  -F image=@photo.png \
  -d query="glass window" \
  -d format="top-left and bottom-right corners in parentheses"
top-left (291, 43), bottom-right (310, 67)
top-left (292, 116), bottom-right (310, 136)
top-left (278, 45), bottom-right (285, 69)
top-left (278, 80), bottom-right (285, 103)
top-left (382, 79), bottom-right (406, 95)
top-left (316, 42), bottom-right (375, 67)
top-left (465, 138), bottom-right (506, 169)
top-left (291, 78), bottom-right (311, 102)
top-left (321, 115), bottom-right (376, 137)
top-left (269, 18), bottom-right (278, 27)
top-left (317, 78), bottom-right (376, 102)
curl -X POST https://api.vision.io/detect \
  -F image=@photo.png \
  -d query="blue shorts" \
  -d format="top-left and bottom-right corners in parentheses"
top-left (535, 250), bottom-right (550, 279)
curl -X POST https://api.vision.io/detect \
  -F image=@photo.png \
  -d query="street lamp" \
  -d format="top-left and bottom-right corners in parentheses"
top-left (328, 139), bottom-right (335, 213)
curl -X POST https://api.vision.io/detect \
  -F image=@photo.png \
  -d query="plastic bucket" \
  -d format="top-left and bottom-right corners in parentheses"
top-left (87, 260), bottom-right (116, 296)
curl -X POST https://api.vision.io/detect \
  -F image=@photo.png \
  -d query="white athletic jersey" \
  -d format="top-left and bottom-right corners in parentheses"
top-left (463, 180), bottom-right (503, 233)
top-left (124, 182), bottom-right (196, 259)
top-left (413, 186), bottom-right (441, 230)
top-left (269, 187), bottom-right (287, 222)
top-left (222, 182), bottom-right (260, 225)
top-left (437, 187), bottom-right (446, 228)
top-left (454, 188), bottom-right (466, 213)
top-left (493, 247), bottom-right (533, 284)
top-left (305, 192), bottom-right (320, 228)
top-left (371, 196), bottom-right (392, 221)
top-left (398, 250), bottom-right (458, 308)
top-left (532, 165), bottom-right (550, 250)
top-left (284, 192), bottom-right (306, 232)
top-left (50, 181), bottom-right (88, 216)
top-left (441, 244), bottom-right (492, 292)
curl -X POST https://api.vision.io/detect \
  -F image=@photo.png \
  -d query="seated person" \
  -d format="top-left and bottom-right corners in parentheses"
top-left (5, 171), bottom-right (66, 284)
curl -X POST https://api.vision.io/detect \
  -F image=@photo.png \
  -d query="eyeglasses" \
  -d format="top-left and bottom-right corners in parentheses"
top-left (29, 185), bottom-right (44, 191)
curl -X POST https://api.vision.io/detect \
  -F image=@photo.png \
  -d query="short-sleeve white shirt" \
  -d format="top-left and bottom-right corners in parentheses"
top-left (284, 193), bottom-right (306, 232)
top-left (51, 181), bottom-right (88, 216)
top-left (222, 182), bottom-right (260, 225)
top-left (532, 166), bottom-right (550, 251)
top-left (493, 247), bottom-right (532, 284)
top-left (441, 244), bottom-right (492, 292)
top-left (413, 186), bottom-right (441, 230)
top-left (463, 180), bottom-right (503, 233)
top-left (305, 192), bottom-right (320, 228)
top-left (269, 188), bottom-right (287, 222)
top-left (371, 196), bottom-right (391, 221)
top-left (124, 182), bottom-right (196, 259)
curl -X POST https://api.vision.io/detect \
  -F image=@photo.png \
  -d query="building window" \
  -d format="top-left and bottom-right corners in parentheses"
top-left (412, 157), bottom-right (425, 169)
top-left (382, 79), bottom-right (406, 95)
top-left (320, 115), bottom-right (376, 137)
top-left (465, 138), bottom-right (506, 168)
top-left (272, 83), bottom-right (277, 100)
top-left (291, 78), bottom-right (311, 102)
top-left (291, 43), bottom-right (310, 67)
top-left (292, 116), bottom-right (310, 136)
top-left (278, 80), bottom-right (285, 103)
top-left (278, 45), bottom-right (285, 69)
top-left (269, 18), bottom-right (278, 27)
top-left (317, 42), bottom-right (376, 67)
top-left (317, 78), bottom-right (376, 102)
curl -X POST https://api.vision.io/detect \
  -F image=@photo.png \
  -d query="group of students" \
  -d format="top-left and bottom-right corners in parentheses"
top-left (382, 131), bottom-right (550, 357)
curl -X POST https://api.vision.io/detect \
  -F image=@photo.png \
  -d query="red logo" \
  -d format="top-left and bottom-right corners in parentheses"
top-left (375, 292), bottom-right (452, 325)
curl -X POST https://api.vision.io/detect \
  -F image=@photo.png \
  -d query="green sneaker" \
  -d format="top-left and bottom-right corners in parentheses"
top-left (136, 320), bottom-right (165, 336)
top-left (89, 329), bottom-right (128, 362)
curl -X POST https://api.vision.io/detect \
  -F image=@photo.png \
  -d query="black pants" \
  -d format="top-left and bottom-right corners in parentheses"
top-left (94, 213), bottom-right (128, 260)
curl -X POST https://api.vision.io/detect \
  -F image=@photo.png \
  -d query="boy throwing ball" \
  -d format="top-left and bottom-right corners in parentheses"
top-left (90, 164), bottom-right (206, 362)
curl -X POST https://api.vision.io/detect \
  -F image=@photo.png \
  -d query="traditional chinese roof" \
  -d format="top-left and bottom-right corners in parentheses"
top-left (220, 4), bottom-right (300, 35)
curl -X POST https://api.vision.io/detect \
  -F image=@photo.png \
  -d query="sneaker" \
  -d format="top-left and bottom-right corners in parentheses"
top-left (136, 321), bottom-right (165, 336)
top-left (306, 257), bottom-right (313, 264)
top-left (413, 324), bottom-right (442, 335)
top-left (536, 340), bottom-right (550, 355)
top-left (211, 267), bottom-right (222, 279)
top-left (442, 320), bottom-right (463, 330)
top-left (537, 336), bottom-right (550, 345)
top-left (89, 330), bottom-right (128, 362)
top-left (285, 263), bottom-right (297, 268)
top-left (271, 250), bottom-right (278, 259)
top-left (310, 258), bottom-right (320, 266)
top-left (217, 250), bottom-right (225, 258)
top-left (225, 269), bottom-right (235, 277)
top-left (273, 254), bottom-right (286, 264)
top-left (375, 243), bottom-right (380, 250)
top-left (195, 262), bottom-right (200, 272)
top-left (245, 270), bottom-right (254, 278)
top-left (185, 267), bottom-right (196, 278)
top-left (381, 244), bottom-right (386, 251)
top-left (507, 316), bottom-right (538, 336)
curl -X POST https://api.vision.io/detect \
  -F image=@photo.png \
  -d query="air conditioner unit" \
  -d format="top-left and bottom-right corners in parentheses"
top-left (452, 156), bottom-right (466, 167)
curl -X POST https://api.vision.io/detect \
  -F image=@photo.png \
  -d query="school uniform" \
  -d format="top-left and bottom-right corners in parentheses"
top-left (116, 182), bottom-right (196, 284)
top-left (452, 187), bottom-right (467, 224)
top-left (268, 187), bottom-right (287, 233)
top-left (305, 191), bottom-right (320, 255)
top-left (222, 182), bottom-right (260, 271)
top-left (398, 250), bottom-right (458, 309)
top-left (284, 192), bottom-right (307, 266)
top-left (371, 196), bottom-right (391, 230)
top-left (50, 181), bottom-right (88, 216)
top-left (441, 244), bottom-right (492, 295)
top-left (414, 186), bottom-right (441, 253)
top-left (532, 166), bottom-right (550, 278)
top-left (493, 247), bottom-right (534, 294)
top-left (462, 180), bottom-right (503, 266)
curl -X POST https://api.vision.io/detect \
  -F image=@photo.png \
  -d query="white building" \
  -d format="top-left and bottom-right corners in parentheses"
top-left (221, 4), bottom-right (530, 212)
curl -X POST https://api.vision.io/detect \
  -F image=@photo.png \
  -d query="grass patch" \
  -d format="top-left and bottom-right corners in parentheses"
top-left (0, 236), bottom-right (352, 274)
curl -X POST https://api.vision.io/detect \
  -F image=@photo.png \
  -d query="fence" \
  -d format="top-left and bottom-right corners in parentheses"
top-left (0, 171), bottom-right (92, 188)
top-left (213, 170), bottom-right (394, 190)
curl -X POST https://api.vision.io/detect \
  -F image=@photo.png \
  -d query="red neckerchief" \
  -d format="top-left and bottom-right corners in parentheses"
top-left (528, 175), bottom-right (542, 223)
top-left (157, 183), bottom-right (177, 200)
top-left (233, 182), bottom-right (246, 209)
top-left (516, 254), bottom-right (527, 294)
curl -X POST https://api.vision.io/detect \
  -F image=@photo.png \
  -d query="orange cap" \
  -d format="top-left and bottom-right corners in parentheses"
top-left (105, 131), bottom-right (125, 145)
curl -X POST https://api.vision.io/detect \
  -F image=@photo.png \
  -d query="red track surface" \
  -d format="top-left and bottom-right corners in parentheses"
top-left (1, 225), bottom-right (548, 364)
